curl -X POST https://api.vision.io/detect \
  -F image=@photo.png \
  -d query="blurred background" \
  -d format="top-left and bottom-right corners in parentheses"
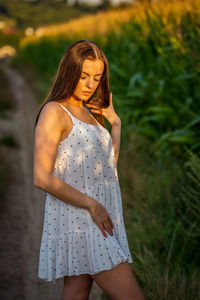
top-left (0, 0), bottom-right (199, 299)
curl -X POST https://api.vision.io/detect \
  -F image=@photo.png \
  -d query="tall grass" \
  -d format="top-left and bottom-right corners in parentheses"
top-left (102, 8), bottom-right (200, 156)
top-left (120, 138), bottom-right (200, 299)
top-left (15, 0), bottom-right (200, 156)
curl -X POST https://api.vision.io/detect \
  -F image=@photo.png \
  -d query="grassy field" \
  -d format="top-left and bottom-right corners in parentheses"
top-left (11, 0), bottom-right (200, 298)
top-left (119, 138), bottom-right (200, 299)
top-left (15, 0), bottom-right (200, 156)
top-left (0, 0), bottom-right (98, 30)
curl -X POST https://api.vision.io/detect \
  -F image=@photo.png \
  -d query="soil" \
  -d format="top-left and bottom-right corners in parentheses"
top-left (0, 62), bottom-right (105, 300)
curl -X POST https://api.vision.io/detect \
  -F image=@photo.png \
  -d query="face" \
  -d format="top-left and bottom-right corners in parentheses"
top-left (73, 59), bottom-right (104, 101)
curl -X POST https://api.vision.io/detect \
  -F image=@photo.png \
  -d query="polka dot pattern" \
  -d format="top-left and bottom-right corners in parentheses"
top-left (38, 103), bottom-right (133, 284)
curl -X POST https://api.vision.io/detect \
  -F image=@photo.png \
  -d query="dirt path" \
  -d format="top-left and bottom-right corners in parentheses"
top-left (0, 63), bottom-right (105, 300)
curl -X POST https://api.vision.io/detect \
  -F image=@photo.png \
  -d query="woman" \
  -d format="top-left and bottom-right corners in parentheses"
top-left (34, 40), bottom-right (145, 300)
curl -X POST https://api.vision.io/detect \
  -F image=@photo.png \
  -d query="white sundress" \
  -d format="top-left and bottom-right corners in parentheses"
top-left (38, 102), bottom-right (133, 284)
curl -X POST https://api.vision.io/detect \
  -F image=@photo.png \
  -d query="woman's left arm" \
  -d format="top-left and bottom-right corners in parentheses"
top-left (111, 118), bottom-right (121, 165)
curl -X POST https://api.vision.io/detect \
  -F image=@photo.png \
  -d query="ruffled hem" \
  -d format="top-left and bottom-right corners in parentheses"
top-left (38, 229), bottom-right (133, 283)
top-left (40, 258), bottom-right (132, 284)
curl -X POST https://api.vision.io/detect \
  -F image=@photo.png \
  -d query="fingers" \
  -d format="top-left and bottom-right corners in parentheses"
top-left (90, 202), bottom-right (114, 238)
top-left (103, 220), bottom-right (113, 237)
top-left (86, 103), bottom-right (99, 109)
top-left (98, 218), bottom-right (114, 238)
top-left (108, 216), bottom-right (114, 229)
top-left (90, 108), bottom-right (101, 114)
top-left (99, 224), bottom-right (108, 238)
top-left (86, 103), bottom-right (103, 115)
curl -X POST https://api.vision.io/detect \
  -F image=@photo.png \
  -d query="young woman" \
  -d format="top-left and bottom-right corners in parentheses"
top-left (34, 40), bottom-right (145, 300)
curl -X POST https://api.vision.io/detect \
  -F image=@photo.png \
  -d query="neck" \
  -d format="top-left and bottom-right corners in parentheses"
top-left (67, 96), bottom-right (85, 108)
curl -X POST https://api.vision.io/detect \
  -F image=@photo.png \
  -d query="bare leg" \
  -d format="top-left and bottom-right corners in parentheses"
top-left (90, 261), bottom-right (145, 300)
top-left (61, 274), bottom-right (93, 300)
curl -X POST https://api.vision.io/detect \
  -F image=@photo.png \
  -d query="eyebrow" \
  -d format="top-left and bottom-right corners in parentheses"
top-left (82, 71), bottom-right (103, 76)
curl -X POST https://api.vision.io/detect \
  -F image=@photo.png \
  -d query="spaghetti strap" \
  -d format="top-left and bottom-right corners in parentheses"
top-left (59, 103), bottom-right (75, 120)
top-left (58, 102), bottom-right (100, 127)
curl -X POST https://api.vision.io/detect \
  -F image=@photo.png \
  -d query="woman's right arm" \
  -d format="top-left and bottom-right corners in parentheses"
top-left (33, 102), bottom-right (113, 237)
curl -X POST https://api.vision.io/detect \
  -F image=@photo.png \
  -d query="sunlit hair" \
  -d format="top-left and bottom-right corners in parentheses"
top-left (34, 39), bottom-right (111, 128)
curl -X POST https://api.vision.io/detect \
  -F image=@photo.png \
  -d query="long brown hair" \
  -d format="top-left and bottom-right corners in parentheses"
top-left (34, 39), bottom-right (111, 128)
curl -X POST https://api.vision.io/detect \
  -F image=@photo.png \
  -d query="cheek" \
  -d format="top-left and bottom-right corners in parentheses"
top-left (95, 81), bottom-right (100, 90)
top-left (74, 81), bottom-right (82, 92)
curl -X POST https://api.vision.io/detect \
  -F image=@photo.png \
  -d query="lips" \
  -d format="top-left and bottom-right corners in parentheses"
top-left (83, 91), bottom-right (92, 96)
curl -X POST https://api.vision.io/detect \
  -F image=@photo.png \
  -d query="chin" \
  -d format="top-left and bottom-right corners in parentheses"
top-left (87, 96), bottom-right (93, 102)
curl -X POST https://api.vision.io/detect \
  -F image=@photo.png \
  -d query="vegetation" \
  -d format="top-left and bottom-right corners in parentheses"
top-left (0, 68), bottom-right (15, 116)
top-left (103, 11), bottom-right (200, 157)
top-left (0, 0), bottom-right (97, 30)
top-left (8, 0), bottom-right (200, 298)
top-left (120, 140), bottom-right (200, 299)
top-left (15, 0), bottom-right (200, 156)
top-left (0, 0), bottom-right (106, 48)
top-left (0, 135), bottom-right (18, 147)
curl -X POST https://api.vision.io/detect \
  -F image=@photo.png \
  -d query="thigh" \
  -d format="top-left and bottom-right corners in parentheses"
top-left (90, 261), bottom-right (145, 300)
top-left (62, 274), bottom-right (94, 300)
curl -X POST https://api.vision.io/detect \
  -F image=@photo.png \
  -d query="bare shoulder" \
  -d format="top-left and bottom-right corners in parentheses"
top-left (37, 101), bottom-right (65, 128)
top-left (40, 101), bottom-right (63, 118)
top-left (35, 101), bottom-right (67, 148)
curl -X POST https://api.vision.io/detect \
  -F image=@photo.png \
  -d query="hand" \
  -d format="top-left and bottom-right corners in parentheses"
top-left (88, 200), bottom-right (114, 238)
top-left (86, 92), bottom-right (121, 126)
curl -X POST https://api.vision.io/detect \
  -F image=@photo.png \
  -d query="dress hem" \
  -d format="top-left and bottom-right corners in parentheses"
top-left (38, 257), bottom-right (133, 285)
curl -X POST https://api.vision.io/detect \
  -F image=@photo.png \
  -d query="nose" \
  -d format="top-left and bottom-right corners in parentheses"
top-left (86, 78), bottom-right (94, 90)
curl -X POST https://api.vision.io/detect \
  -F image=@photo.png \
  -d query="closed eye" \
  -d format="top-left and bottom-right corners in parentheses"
top-left (81, 77), bottom-right (100, 82)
